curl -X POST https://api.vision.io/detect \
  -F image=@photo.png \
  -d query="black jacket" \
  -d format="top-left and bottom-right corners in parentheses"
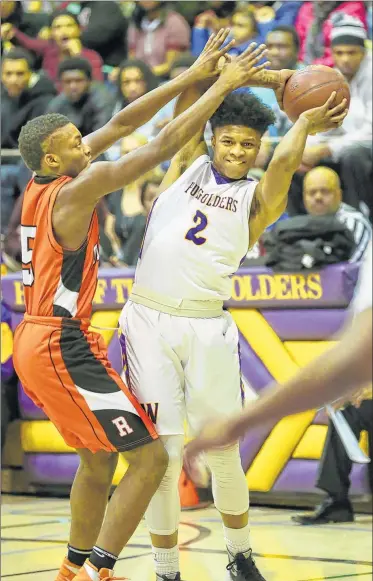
top-left (46, 85), bottom-right (113, 137)
top-left (1, 73), bottom-right (57, 150)
top-left (262, 215), bottom-right (356, 271)
top-left (77, 1), bottom-right (127, 66)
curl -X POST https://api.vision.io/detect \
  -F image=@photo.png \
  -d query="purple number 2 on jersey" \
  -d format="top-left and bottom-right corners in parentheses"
top-left (185, 210), bottom-right (208, 246)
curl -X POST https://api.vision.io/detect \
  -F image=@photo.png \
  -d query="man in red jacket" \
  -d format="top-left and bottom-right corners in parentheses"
top-left (1, 10), bottom-right (103, 85)
top-left (295, 1), bottom-right (367, 67)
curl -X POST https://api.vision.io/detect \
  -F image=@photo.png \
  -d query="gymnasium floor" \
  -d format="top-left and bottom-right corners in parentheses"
top-left (2, 496), bottom-right (372, 581)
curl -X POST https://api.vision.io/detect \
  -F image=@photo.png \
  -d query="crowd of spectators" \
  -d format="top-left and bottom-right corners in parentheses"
top-left (1, 0), bottom-right (372, 270)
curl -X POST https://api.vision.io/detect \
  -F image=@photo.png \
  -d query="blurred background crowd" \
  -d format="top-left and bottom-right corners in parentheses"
top-left (1, 0), bottom-right (372, 270)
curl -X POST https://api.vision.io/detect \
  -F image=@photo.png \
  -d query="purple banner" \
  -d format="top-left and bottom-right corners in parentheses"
top-left (2, 262), bottom-right (359, 311)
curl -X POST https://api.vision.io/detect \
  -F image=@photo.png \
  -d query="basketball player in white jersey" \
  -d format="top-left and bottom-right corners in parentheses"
top-left (119, 52), bottom-right (349, 580)
top-left (185, 239), bottom-right (372, 468)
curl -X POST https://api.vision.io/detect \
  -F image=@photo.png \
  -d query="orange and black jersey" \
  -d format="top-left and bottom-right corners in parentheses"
top-left (21, 175), bottom-right (100, 319)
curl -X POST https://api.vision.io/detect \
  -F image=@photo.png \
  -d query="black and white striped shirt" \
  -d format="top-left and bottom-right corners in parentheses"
top-left (336, 203), bottom-right (372, 262)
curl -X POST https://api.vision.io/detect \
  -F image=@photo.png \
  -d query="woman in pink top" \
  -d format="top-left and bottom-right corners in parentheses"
top-left (1, 10), bottom-right (103, 85)
top-left (128, 1), bottom-right (191, 78)
top-left (295, 1), bottom-right (367, 67)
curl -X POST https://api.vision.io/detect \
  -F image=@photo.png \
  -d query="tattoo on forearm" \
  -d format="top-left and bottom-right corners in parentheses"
top-left (252, 70), bottom-right (281, 89)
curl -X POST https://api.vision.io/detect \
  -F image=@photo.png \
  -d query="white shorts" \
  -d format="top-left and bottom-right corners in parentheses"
top-left (119, 301), bottom-right (244, 436)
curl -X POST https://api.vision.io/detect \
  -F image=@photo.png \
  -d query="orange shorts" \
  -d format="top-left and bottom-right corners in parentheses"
top-left (14, 315), bottom-right (157, 453)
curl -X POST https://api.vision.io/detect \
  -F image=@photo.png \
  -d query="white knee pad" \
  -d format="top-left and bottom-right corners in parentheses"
top-left (145, 435), bottom-right (184, 536)
top-left (205, 444), bottom-right (249, 516)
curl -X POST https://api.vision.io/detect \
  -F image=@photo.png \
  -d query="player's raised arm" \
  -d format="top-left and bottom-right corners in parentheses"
top-left (248, 92), bottom-right (349, 245)
top-left (83, 29), bottom-right (233, 160)
top-left (160, 42), bottom-right (271, 192)
top-left (53, 43), bottom-right (273, 249)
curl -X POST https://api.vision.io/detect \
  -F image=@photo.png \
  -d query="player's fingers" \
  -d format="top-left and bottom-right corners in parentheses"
top-left (241, 46), bottom-right (268, 66)
top-left (329, 109), bottom-right (349, 124)
top-left (212, 27), bottom-right (229, 48)
top-left (251, 60), bottom-right (271, 73)
top-left (323, 91), bottom-right (337, 109)
top-left (218, 38), bottom-right (235, 56)
top-left (238, 41), bottom-right (258, 60)
top-left (328, 98), bottom-right (348, 116)
top-left (204, 32), bottom-right (216, 50)
top-left (242, 43), bottom-right (267, 61)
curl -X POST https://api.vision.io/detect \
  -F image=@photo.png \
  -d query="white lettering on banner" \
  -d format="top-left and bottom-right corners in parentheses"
top-left (112, 416), bottom-right (134, 437)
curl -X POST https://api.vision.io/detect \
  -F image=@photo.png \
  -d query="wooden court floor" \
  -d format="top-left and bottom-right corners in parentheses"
top-left (1, 496), bottom-right (372, 581)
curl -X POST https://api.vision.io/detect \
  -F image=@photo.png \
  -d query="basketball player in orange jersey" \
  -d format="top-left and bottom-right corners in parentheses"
top-left (12, 32), bottom-right (277, 581)
top-left (185, 240), bottom-right (372, 465)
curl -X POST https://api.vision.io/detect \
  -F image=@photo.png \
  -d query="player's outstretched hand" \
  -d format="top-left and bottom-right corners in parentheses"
top-left (218, 42), bottom-right (270, 91)
top-left (300, 92), bottom-right (349, 135)
top-left (184, 418), bottom-right (239, 479)
top-left (191, 28), bottom-right (235, 81)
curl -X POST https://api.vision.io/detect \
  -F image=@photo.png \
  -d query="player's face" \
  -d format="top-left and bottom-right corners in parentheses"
top-left (51, 15), bottom-right (80, 47)
top-left (266, 31), bottom-right (297, 70)
top-left (303, 173), bottom-right (342, 216)
top-left (44, 123), bottom-right (91, 178)
top-left (231, 13), bottom-right (256, 44)
top-left (60, 70), bottom-right (90, 103)
top-left (2, 58), bottom-right (31, 98)
top-left (332, 45), bottom-right (365, 80)
top-left (120, 67), bottom-right (147, 103)
top-left (211, 126), bottom-right (261, 179)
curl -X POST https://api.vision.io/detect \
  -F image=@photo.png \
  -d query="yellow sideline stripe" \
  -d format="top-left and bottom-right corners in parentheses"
top-left (231, 309), bottom-right (316, 491)
top-left (89, 310), bottom-right (121, 345)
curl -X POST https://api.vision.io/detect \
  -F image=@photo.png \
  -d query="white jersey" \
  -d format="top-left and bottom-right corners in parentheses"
top-left (134, 155), bottom-right (257, 302)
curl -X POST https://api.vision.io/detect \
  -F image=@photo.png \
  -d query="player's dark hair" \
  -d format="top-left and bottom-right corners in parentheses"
top-left (268, 25), bottom-right (300, 52)
top-left (58, 57), bottom-right (92, 79)
top-left (19, 113), bottom-right (70, 172)
top-left (2, 47), bottom-right (35, 69)
top-left (210, 92), bottom-right (276, 136)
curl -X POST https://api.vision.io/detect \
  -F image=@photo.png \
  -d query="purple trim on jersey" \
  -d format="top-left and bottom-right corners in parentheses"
top-left (119, 332), bottom-right (133, 393)
top-left (237, 340), bottom-right (245, 407)
top-left (211, 164), bottom-right (254, 186)
top-left (139, 197), bottom-right (159, 259)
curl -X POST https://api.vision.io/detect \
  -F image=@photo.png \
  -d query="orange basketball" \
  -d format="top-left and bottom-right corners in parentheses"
top-left (283, 65), bottom-right (350, 123)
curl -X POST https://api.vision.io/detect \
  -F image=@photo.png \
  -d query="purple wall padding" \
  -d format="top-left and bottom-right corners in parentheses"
top-left (18, 382), bottom-right (47, 420)
top-left (238, 333), bottom-right (277, 471)
top-left (24, 454), bottom-right (79, 485)
top-left (262, 309), bottom-right (347, 341)
top-left (107, 334), bottom-right (122, 375)
top-left (273, 459), bottom-right (370, 495)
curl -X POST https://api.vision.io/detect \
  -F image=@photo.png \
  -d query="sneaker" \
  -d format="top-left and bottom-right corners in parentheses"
top-left (156, 575), bottom-right (182, 581)
top-left (55, 558), bottom-right (80, 581)
top-left (226, 550), bottom-right (266, 580)
top-left (291, 497), bottom-right (354, 526)
top-left (72, 560), bottom-right (129, 580)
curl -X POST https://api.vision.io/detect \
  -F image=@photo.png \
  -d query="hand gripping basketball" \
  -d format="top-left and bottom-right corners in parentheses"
top-left (300, 92), bottom-right (349, 136)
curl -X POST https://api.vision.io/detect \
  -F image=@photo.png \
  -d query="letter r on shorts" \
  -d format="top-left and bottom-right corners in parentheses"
top-left (112, 416), bottom-right (134, 437)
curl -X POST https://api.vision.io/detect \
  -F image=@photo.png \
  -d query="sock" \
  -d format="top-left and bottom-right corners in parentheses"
top-left (223, 524), bottom-right (251, 558)
top-left (89, 546), bottom-right (118, 572)
top-left (152, 545), bottom-right (180, 578)
top-left (67, 545), bottom-right (92, 568)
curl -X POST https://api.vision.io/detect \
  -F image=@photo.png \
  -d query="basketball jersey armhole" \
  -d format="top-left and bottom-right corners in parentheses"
top-left (46, 176), bottom-right (72, 255)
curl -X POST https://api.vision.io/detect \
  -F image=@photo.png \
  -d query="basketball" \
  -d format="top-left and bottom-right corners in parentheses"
top-left (283, 65), bottom-right (351, 123)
